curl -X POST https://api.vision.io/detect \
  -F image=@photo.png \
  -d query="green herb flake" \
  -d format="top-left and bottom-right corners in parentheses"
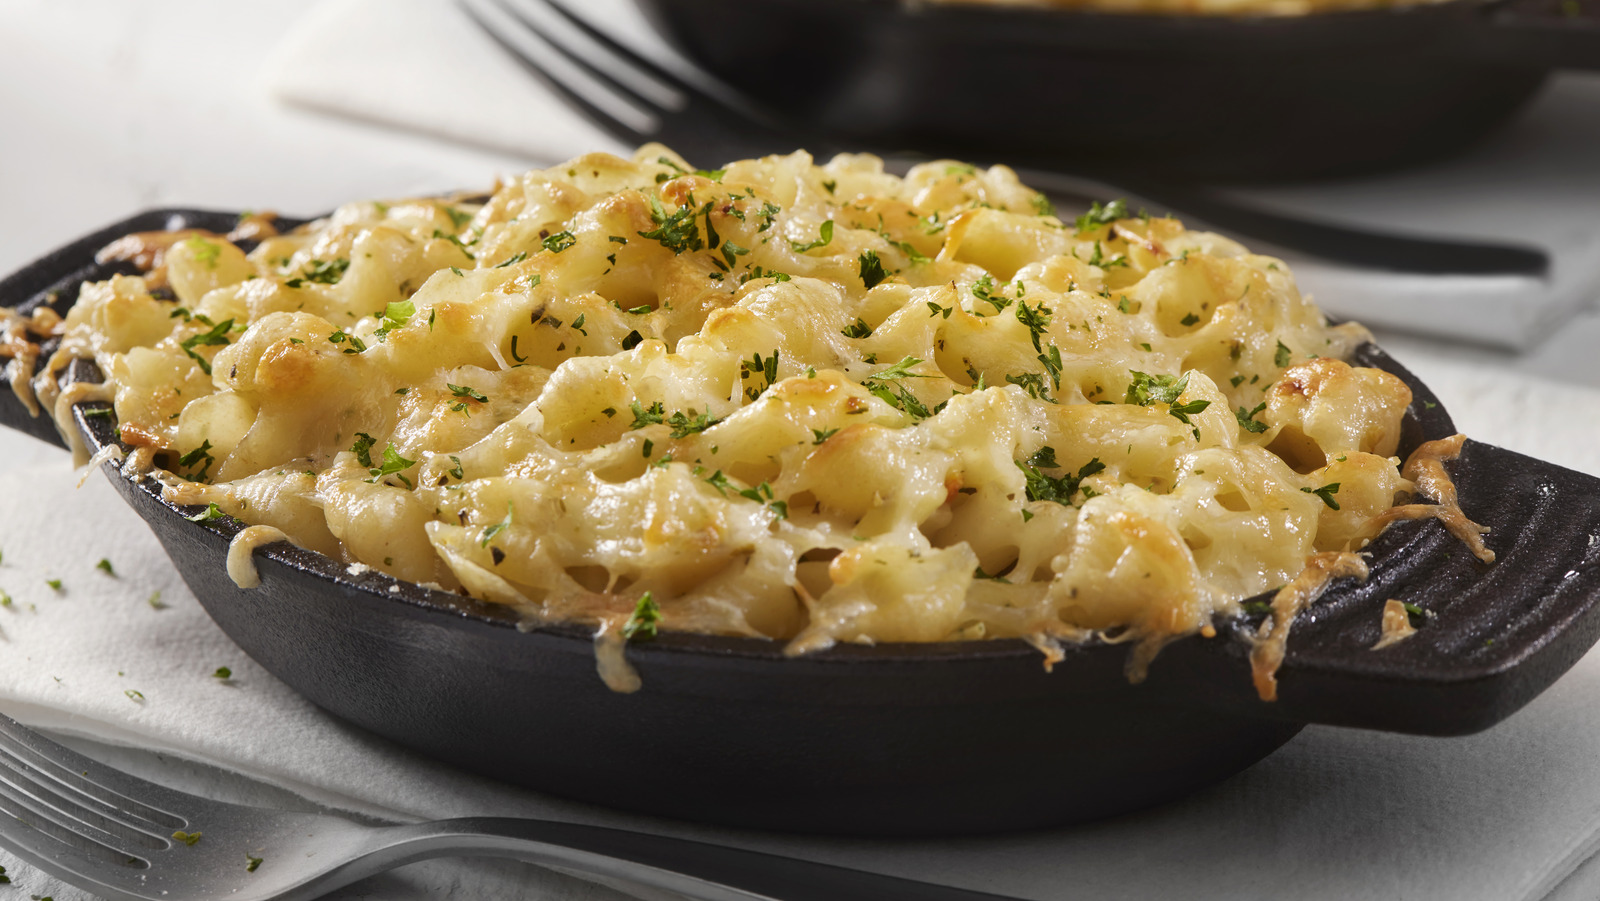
top-left (495, 251), bottom-right (529, 268)
top-left (448, 455), bottom-right (465, 480)
top-left (790, 220), bottom-right (835, 254)
top-left (858, 250), bottom-right (892, 288)
top-left (125, 689), bottom-right (145, 702)
top-left (812, 427), bottom-right (839, 445)
top-left (374, 299), bottom-right (415, 341)
top-left (1235, 402), bottom-right (1268, 434)
top-left (1074, 199), bottom-right (1130, 233)
top-left (350, 433), bottom-right (377, 468)
top-left (624, 591), bottom-right (661, 641)
top-left (172, 830), bottom-right (202, 846)
top-left (479, 503), bottom-right (514, 548)
top-left (184, 235), bottom-right (222, 269)
top-left (448, 383), bottom-right (488, 414)
top-left (1302, 482), bottom-right (1342, 510)
top-left (368, 445), bottom-right (417, 486)
top-left (841, 318), bottom-right (873, 339)
top-left (246, 855), bottom-right (263, 872)
top-left (1275, 340), bottom-right (1292, 368)
top-left (1016, 448), bottom-right (1105, 507)
top-left (542, 231), bottom-right (577, 253)
top-left (96, 559), bottom-right (115, 576)
top-left (213, 666), bottom-right (232, 680)
top-left (180, 318), bottom-right (236, 375)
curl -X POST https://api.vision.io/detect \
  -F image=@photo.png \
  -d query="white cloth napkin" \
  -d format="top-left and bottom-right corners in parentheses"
top-left (261, 0), bottom-right (1600, 350)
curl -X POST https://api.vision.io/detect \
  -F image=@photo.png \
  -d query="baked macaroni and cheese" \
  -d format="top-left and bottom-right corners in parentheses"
top-left (12, 146), bottom-right (1490, 696)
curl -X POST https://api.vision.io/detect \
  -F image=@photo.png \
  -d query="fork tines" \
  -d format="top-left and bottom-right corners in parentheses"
top-left (0, 715), bottom-right (186, 871)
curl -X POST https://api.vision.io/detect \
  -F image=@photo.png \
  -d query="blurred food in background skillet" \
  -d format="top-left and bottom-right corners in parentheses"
top-left (635, 0), bottom-right (1600, 180)
top-left (933, 0), bottom-right (1447, 14)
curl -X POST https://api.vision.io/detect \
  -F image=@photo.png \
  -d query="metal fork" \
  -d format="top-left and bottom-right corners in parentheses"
top-left (458, 0), bottom-right (1549, 277)
top-left (0, 713), bottom-right (1022, 901)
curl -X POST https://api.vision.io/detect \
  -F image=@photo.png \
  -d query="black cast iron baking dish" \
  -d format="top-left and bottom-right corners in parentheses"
top-left (633, 0), bottom-right (1600, 181)
top-left (4, 209), bottom-right (1600, 836)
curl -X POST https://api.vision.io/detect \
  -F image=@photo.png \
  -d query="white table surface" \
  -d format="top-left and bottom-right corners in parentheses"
top-left (3, 1), bottom-right (1600, 899)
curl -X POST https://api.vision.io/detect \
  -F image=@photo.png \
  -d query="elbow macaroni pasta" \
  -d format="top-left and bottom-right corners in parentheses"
top-left (42, 146), bottom-right (1431, 681)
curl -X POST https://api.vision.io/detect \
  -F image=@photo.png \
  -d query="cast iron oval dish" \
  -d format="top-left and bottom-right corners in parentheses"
top-left (4, 210), bottom-right (1600, 835)
top-left (635, 0), bottom-right (1600, 181)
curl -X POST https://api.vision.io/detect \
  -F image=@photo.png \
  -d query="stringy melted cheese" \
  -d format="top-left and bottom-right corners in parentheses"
top-left (43, 145), bottom-right (1435, 674)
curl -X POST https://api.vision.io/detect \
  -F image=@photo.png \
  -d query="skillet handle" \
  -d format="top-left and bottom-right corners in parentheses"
top-left (1466, 0), bottom-right (1600, 70)
top-left (0, 208), bottom-right (258, 452)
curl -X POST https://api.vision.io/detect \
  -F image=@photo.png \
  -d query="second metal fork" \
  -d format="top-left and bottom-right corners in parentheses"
top-left (0, 713), bottom-right (1022, 901)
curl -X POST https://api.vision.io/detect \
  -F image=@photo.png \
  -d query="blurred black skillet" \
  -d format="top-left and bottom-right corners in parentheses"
top-left (638, 0), bottom-right (1600, 183)
top-left (460, 0), bottom-right (1581, 276)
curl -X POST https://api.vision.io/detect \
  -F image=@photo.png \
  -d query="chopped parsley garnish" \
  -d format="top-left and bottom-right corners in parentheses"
top-left (186, 503), bottom-right (225, 522)
top-left (96, 558), bottom-right (115, 576)
top-left (721, 240), bottom-right (749, 269)
top-left (737, 480), bottom-right (788, 520)
top-left (213, 666), bottom-right (232, 680)
top-left (448, 455), bottom-right (464, 480)
top-left (1242, 600), bottom-right (1273, 616)
top-left (639, 194), bottom-right (709, 254)
top-left (46, 578), bottom-right (62, 591)
top-left (495, 250), bottom-right (529, 268)
top-left (741, 350), bottom-right (780, 401)
top-left (1031, 194), bottom-right (1056, 217)
top-left (630, 400), bottom-right (665, 429)
top-left (812, 427), bottom-right (839, 444)
top-left (178, 439), bottom-right (216, 482)
top-left (172, 831), bottom-right (202, 846)
top-left (542, 231), bottom-right (577, 253)
top-left (448, 383), bottom-right (488, 414)
top-left (1275, 340), bottom-right (1292, 367)
top-left (328, 329), bottom-right (366, 354)
top-left (841, 318), bottom-right (873, 339)
top-left (350, 432), bottom-right (377, 467)
top-left (246, 855), bottom-right (263, 872)
top-left (1180, 313), bottom-right (1200, 327)
top-left (667, 409), bottom-right (720, 438)
top-left (572, 313), bottom-right (587, 335)
top-left (443, 205), bottom-right (474, 230)
top-left (180, 318), bottom-right (235, 375)
top-left (1014, 299), bottom-right (1053, 352)
top-left (125, 689), bottom-right (145, 702)
top-left (1074, 199), bottom-right (1129, 233)
top-left (623, 591), bottom-right (661, 641)
top-left (927, 301), bottom-right (954, 319)
top-left (790, 220), bottom-right (834, 253)
top-left (374, 299), bottom-right (414, 341)
top-left (1402, 601), bottom-right (1430, 628)
top-left (1017, 447), bottom-right (1105, 507)
top-left (621, 330), bottom-right (644, 350)
top-left (1126, 370), bottom-right (1211, 436)
top-left (1235, 402), bottom-right (1268, 434)
top-left (866, 356), bottom-right (935, 382)
top-left (286, 257), bottom-right (349, 288)
top-left (703, 469), bottom-right (732, 495)
top-left (858, 250), bottom-right (892, 288)
top-left (480, 503), bottom-right (513, 547)
top-left (972, 274), bottom-right (1011, 313)
top-left (432, 229), bottom-right (476, 260)
top-left (1038, 345), bottom-right (1063, 390)
top-left (367, 445), bottom-right (416, 487)
top-left (185, 235), bottom-right (221, 269)
top-left (1302, 482), bottom-right (1342, 510)
top-left (624, 304), bottom-right (652, 315)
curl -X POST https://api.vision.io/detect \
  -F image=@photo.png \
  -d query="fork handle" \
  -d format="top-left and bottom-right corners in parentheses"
top-left (337, 817), bottom-right (1019, 901)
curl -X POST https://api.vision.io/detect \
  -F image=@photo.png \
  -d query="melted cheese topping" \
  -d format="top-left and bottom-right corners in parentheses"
top-left (45, 146), bottom-right (1444, 674)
